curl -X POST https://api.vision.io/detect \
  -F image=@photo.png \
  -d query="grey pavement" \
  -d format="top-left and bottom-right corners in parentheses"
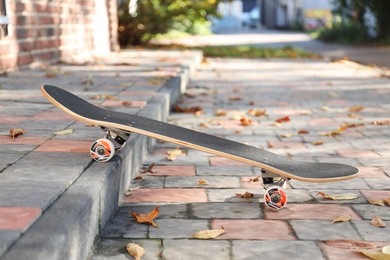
top-left (0, 36), bottom-right (389, 260)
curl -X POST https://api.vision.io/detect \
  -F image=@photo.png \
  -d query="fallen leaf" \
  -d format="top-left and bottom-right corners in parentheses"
top-left (384, 197), bottom-right (390, 206)
top-left (81, 79), bottom-right (94, 86)
top-left (280, 133), bottom-right (293, 138)
top-left (127, 242), bottom-right (145, 260)
top-left (360, 249), bottom-right (390, 260)
top-left (248, 109), bottom-right (267, 117)
top-left (130, 207), bottom-right (159, 228)
top-left (240, 117), bottom-right (253, 126)
top-left (321, 125), bottom-right (348, 137)
top-left (321, 106), bottom-right (330, 111)
top-left (192, 226), bottom-right (225, 239)
top-left (236, 191), bottom-right (254, 198)
top-left (54, 129), bottom-right (74, 135)
top-left (198, 179), bottom-right (209, 185)
top-left (229, 96), bottom-right (242, 101)
top-left (371, 216), bottom-right (387, 228)
top-left (125, 186), bottom-right (140, 196)
top-left (215, 109), bottom-right (227, 116)
top-left (9, 128), bottom-right (26, 140)
top-left (133, 176), bottom-right (144, 181)
top-left (249, 176), bottom-right (261, 182)
top-left (122, 101), bottom-right (133, 107)
top-left (311, 140), bottom-right (324, 145)
top-left (173, 105), bottom-right (203, 114)
top-left (91, 94), bottom-right (118, 100)
top-left (368, 199), bottom-right (385, 207)
top-left (372, 120), bottom-right (390, 126)
top-left (331, 215), bottom-right (352, 223)
top-left (272, 122), bottom-right (282, 127)
top-left (382, 246), bottom-right (390, 255)
top-left (325, 240), bottom-right (379, 249)
top-left (298, 129), bottom-right (309, 134)
top-left (275, 116), bottom-right (290, 123)
top-left (167, 148), bottom-right (182, 156)
top-left (139, 163), bottom-right (157, 174)
top-left (349, 106), bottom-right (365, 112)
top-left (317, 192), bottom-right (359, 200)
top-left (267, 141), bottom-right (274, 148)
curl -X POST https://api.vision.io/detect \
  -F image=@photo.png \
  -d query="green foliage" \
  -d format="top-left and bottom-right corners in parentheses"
top-left (316, 22), bottom-right (369, 44)
top-left (118, 0), bottom-right (219, 46)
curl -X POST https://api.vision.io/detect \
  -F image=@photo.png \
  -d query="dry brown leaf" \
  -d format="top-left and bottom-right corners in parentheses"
top-left (249, 176), bottom-right (261, 182)
top-left (371, 216), bottom-right (387, 228)
top-left (215, 109), bottom-right (227, 116)
top-left (167, 149), bottom-right (182, 156)
top-left (81, 79), bottom-right (94, 86)
top-left (229, 96), bottom-right (242, 101)
top-left (248, 109), bottom-right (267, 117)
top-left (173, 105), bottom-right (203, 114)
top-left (130, 207), bottom-right (159, 228)
top-left (325, 239), bottom-right (379, 249)
top-left (321, 106), bottom-right (330, 111)
top-left (91, 94), bottom-right (118, 100)
top-left (122, 101), bottom-right (133, 107)
top-left (280, 133), bottom-right (293, 138)
top-left (298, 129), bottom-right (309, 134)
top-left (240, 117), bottom-right (253, 126)
top-left (331, 215), bottom-right (352, 223)
top-left (360, 249), bottom-right (390, 260)
top-left (275, 116), bottom-right (290, 123)
top-left (133, 175), bottom-right (144, 182)
top-left (317, 192), bottom-right (359, 200)
top-left (139, 163), bottom-right (157, 174)
top-left (384, 197), bottom-right (390, 206)
top-left (349, 106), bottom-right (365, 112)
top-left (267, 141), bottom-right (274, 148)
top-left (9, 128), bottom-right (26, 140)
top-left (198, 179), bottom-right (209, 185)
top-left (125, 186), bottom-right (140, 196)
top-left (368, 199), bottom-right (385, 207)
top-left (127, 242), bottom-right (145, 260)
top-left (192, 226), bottom-right (225, 239)
top-left (372, 120), bottom-right (390, 126)
top-left (312, 140), bottom-right (324, 145)
top-left (321, 125), bottom-right (348, 137)
top-left (54, 129), bottom-right (74, 135)
top-left (236, 191), bottom-right (254, 198)
top-left (166, 155), bottom-right (176, 161)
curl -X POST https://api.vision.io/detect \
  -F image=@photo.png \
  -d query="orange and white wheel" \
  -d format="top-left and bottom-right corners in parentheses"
top-left (90, 138), bottom-right (115, 162)
top-left (264, 185), bottom-right (287, 210)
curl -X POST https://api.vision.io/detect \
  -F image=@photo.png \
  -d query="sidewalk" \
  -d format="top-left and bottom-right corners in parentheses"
top-left (0, 50), bottom-right (202, 259)
top-left (152, 28), bottom-right (390, 69)
top-left (92, 58), bottom-right (390, 259)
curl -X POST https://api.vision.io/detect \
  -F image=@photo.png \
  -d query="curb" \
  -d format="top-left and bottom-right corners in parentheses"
top-left (1, 53), bottom-right (200, 260)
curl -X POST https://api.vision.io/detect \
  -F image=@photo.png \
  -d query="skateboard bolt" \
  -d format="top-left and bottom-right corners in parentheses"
top-left (270, 193), bottom-right (281, 203)
top-left (96, 146), bottom-right (106, 155)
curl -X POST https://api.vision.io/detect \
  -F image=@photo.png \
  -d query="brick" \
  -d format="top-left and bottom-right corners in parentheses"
top-left (233, 241), bottom-right (324, 260)
top-left (145, 165), bottom-right (195, 176)
top-left (192, 202), bottom-right (262, 219)
top-left (290, 220), bottom-right (360, 240)
top-left (162, 239), bottom-right (230, 260)
top-left (149, 219), bottom-right (208, 239)
top-left (196, 165), bottom-right (253, 176)
top-left (212, 219), bottom-right (295, 240)
top-left (123, 188), bottom-right (207, 203)
top-left (0, 230), bottom-right (21, 256)
top-left (35, 139), bottom-right (91, 153)
top-left (209, 156), bottom-right (248, 166)
top-left (165, 176), bottom-right (240, 188)
top-left (357, 167), bottom-right (387, 178)
top-left (352, 205), bottom-right (390, 220)
top-left (0, 207), bottom-right (41, 230)
top-left (265, 204), bottom-right (362, 220)
top-left (353, 221), bottom-right (390, 241)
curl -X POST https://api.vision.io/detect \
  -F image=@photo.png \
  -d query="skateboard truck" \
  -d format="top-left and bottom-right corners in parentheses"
top-left (262, 169), bottom-right (288, 210)
top-left (89, 127), bottom-right (130, 162)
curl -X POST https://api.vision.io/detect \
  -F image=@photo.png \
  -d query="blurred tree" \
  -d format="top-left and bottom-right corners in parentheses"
top-left (332, 0), bottom-right (390, 40)
top-left (118, 0), bottom-right (219, 46)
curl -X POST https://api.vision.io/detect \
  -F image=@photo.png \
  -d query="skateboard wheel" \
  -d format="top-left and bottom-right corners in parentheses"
top-left (264, 185), bottom-right (287, 210)
top-left (90, 138), bottom-right (115, 162)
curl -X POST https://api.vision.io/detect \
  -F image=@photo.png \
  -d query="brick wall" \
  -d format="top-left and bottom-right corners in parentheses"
top-left (0, 0), bottom-right (119, 72)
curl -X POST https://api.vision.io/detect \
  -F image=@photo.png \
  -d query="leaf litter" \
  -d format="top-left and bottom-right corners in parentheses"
top-left (192, 226), bottom-right (225, 239)
top-left (130, 207), bottom-right (159, 228)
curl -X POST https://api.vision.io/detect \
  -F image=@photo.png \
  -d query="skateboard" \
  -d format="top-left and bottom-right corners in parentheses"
top-left (41, 85), bottom-right (359, 209)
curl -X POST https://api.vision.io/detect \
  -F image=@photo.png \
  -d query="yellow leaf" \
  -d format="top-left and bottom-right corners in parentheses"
top-left (126, 242), bottom-right (145, 260)
top-left (384, 197), bottom-right (390, 206)
top-left (130, 207), bottom-right (159, 228)
top-left (382, 246), bottom-right (390, 255)
top-left (311, 140), bottom-right (324, 145)
top-left (236, 191), bottom-right (254, 198)
top-left (368, 199), bottom-right (385, 207)
top-left (9, 128), bottom-right (26, 140)
top-left (192, 226), bottom-right (225, 239)
top-left (280, 133), bottom-right (293, 138)
top-left (248, 108), bottom-right (267, 117)
top-left (349, 106), bottom-right (365, 112)
top-left (371, 216), bottom-right (387, 228)
top-left (198, 179), bottom-right (209, 185)
top-left (167, 148), bottom-right (182, 156)
top-left (317, 192), bottom-right (359, 200)
top-left (54, 129), bottom-right (74, 135)
top-left (360, 250), bottom-right (390, 260)
top-left (331, 215), bottom-right (351, 224)
top-left (215, 109), bottom-right (227, 116)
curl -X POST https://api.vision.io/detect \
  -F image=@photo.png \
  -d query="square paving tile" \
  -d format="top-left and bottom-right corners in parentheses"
top-left (212, 219), bottom-right (295, 240)
top-left (192, 202), bottom-right (262, 219)
top-left (290, 220), bottom-right (360, 240)
top-left (123, 188), bottom-right (207, 203)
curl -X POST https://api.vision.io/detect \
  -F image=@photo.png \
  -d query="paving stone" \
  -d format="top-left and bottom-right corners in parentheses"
top-left (100, 217), bottom-right (148, 239)
top-left (353, 221), bottom-right (390, 242)
top-left (265, 204), bottom-right (361, 220)
top-left (135, 176), bottom-right (165, 189)
top-left (207, 189), bottom-right (263, 203)
top-left (232, 240), bottom-right (324, 260)
top-left (165, 176), bottom-right (240, 188)
top-left (0, 152), bottom-right (26, 164)
top-left (290, 178), bottom-right (369, 190)
top-left (212, 219), bottom-right (295, 240)
top-left (319, 240), bottom-right (387, 260)
top-left (359, 190), bottom-right (390, 200)
top-left (352, 204), bottom-right (390, 220)
top-left (18, 151), bottom-right (91, 166)
top-left (119, 204), bottom-right (189, 219)
top-left (162, 239), bottom-right (230, 260)
top-left (35, 139), bottom-right (91, 153)
top-left (0, 230), bottom-right (21, 256)
top-left (310, 190), bottom-right (366, 204)
top-left (149, 219), bottom-right (208, 239)
top-left (0, 207), bottom-right (41, 230)
top-left (196, 165), bottom-right (254, 176)
top-left (290, 220), bottom-right (360, 240)
top-left (92, 239), bottom-right (161, 260)
top-left (364, 178), bottom-right (390, 189)
top-left (192, 202), bottom-right (262, 219)
top-left (146, 165), bottom-right (195, 176)
top-left (123, 188), bottom-right (207, 203)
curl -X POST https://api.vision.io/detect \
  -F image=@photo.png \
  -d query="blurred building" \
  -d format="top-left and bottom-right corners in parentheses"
top-left (0, 0), bottom-right (119, 72)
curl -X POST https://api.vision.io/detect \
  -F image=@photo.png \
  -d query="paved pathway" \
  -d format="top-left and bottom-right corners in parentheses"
top-left (153, 28), bottom-right (390, 69)
top-left (93, 58), bottom-right (390, 259)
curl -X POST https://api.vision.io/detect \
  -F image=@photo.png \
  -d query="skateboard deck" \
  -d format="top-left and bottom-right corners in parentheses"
top-left (41, 85), bottom-right (358, 183)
